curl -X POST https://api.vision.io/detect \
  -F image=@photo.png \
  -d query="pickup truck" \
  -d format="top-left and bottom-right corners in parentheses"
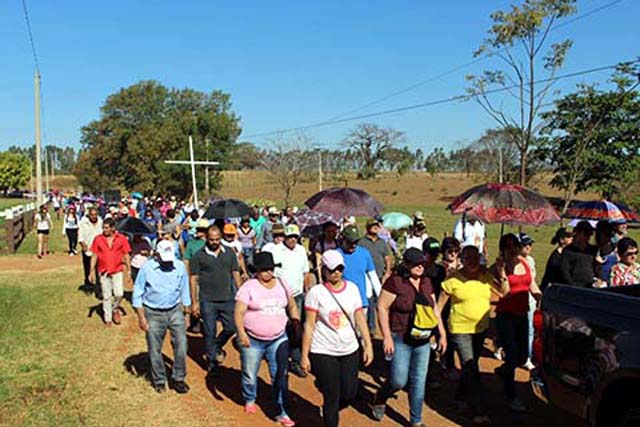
top-left (531, 284), bottom-right (640, 427)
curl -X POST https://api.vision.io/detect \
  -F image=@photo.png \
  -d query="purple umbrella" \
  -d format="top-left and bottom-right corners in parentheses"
top-left (304, 187), bottom-right (383, 219)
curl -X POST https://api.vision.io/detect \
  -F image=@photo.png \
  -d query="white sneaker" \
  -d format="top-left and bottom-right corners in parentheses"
top-left (509, 398), bottom-right (527, 413)
top-left (523, 359), bottom-right (535, 371)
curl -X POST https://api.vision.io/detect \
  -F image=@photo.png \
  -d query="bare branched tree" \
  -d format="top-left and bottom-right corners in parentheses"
top-left (466, 0), bottom-right (576, 185)
top-left (261, 133), bottom-right (314, 206)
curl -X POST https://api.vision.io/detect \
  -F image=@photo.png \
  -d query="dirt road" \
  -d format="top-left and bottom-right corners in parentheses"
top-left (2, 254), bottom-right (581, 427)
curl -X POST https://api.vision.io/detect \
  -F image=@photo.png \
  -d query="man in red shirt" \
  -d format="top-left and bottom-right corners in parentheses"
top-left (89, 217), bottom-right (132, 326)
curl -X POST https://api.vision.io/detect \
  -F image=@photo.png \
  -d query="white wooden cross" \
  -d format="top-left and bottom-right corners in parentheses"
top-left (164, 135), bottom-right (219, 207)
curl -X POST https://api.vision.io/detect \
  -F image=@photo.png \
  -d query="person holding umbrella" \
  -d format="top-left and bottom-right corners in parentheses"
top-left (491, 234), bottom-right (541, 412)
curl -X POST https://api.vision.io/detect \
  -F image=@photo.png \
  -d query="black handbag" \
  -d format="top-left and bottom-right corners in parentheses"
top-left (276, 278), bottom-right (303, 349)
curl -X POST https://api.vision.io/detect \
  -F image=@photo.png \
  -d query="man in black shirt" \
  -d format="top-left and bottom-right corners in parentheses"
top-left (190, 226), bottom-right (242, 378)
top-left (560, 221), bottom-right (597, 288)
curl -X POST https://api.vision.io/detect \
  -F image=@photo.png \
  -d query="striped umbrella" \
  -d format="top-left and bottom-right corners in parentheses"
top-left (564, 200), bottom-right (636, 223)
top-left (295, 208), bottom-right (339, 236)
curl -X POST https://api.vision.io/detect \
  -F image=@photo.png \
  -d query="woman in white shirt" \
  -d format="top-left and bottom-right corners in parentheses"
top-left (62, 206), bottom-right (80, 255)
top-left (34, 204), bottom-right (52, 259)
top-left (300, 250), bottom-right (373, 427)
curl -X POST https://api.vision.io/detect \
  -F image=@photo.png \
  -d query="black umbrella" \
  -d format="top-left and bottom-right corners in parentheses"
top-left (203, 199), bottom-right (251, 219)
top-left (117, 217), bottom-right (153, 235)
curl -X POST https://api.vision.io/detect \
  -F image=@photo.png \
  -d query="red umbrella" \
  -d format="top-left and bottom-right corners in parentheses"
top-left (448, 183), bottom-right (560, 226)
top-left (304, 187), bottom-right (383, 219)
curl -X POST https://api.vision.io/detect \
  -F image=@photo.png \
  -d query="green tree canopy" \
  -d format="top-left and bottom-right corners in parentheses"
top-left (0, 151), bottom-right (31, 194)
top-left (538, 63), bottom-right (640, 211)
top-left (75, 81), bottom-right (241, 196)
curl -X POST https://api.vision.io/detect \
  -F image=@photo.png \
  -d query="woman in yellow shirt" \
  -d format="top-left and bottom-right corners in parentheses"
top-left (437, 246), bottom-right (509, 426)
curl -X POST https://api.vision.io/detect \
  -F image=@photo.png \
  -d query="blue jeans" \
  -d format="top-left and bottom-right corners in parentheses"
top-left (290, 294), bottom-right (304, 365)
top-left (200, 299), bottom-right (236, 370)
top-left (145, 305), bottom-right (187, 386)
top-left (377, 333), bottom-right (431, 424)
top-left (450, 333), bottom-right (487, 416)
top-left (242, 247), bottom-right (254, 268)
top-left (241, 333), bottom-right (290, 418)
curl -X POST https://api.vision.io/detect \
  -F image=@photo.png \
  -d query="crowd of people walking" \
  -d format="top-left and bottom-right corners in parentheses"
top-left (37, 191), bottom-right (640, 427)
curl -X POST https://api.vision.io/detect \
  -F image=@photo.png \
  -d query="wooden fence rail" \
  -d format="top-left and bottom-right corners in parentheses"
top-left (2, 203), bottom-right (36, 254)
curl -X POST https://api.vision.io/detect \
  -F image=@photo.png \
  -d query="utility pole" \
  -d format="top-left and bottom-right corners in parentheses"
top-left (44, 145), bottom-right (49, 192)
top-left (51, 150), bottom-right (55, 182)
top-left (205, 138), bottom-right (210, 193)
top-left (498, 148), bottom-right (503, 184)
top-left (34, 72), bottom-right (43, 205)
top-left (318, 148), bottom-right (323, 191)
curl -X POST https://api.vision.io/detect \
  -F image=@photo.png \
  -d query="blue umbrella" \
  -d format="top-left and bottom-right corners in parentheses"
top-left (131, 192), bottom-right (143, 199)
top-left (382, 212), bottom-right (413, 230)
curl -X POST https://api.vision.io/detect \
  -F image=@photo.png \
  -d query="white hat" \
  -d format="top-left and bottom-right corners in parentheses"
top-left (156, 240), bottom-right (175, 262)
top-left (268, 206), bottom-right (279, 215)
top-left (321, 250), bottom-right (345, 270)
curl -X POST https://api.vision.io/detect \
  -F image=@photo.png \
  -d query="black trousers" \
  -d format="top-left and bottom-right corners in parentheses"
top-left (82, 251), bottom-right (92, 285)
top-left (310, 351), bottom-right (360, 427)
top-left (66, 229), bottom-right (78, 253)
top-left (496, 312), bottom-right (528, 399)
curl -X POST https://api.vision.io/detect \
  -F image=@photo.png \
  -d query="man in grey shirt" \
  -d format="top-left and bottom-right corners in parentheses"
top-left (358, 218), bottom-right (392, 333)
top-left (190, 226), bottom-right (242, 379)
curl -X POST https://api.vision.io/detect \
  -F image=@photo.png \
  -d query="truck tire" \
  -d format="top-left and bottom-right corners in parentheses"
top-left (618, 407), bottom-right (640, 427)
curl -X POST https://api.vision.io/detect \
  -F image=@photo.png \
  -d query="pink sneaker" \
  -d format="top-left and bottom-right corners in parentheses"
top-left (277, 415), bottom-right (295, 427)
top-left (244, 403), bottom-right (257, 414)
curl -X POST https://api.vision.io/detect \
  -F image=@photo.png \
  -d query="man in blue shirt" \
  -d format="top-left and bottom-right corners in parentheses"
top-left (337, 225), bottom-right (381, 312)
top-left (132, 239), bottom-right (191, 394)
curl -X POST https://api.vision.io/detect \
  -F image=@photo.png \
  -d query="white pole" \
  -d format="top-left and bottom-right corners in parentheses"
top-left (498, 148), bottom-right (503, 184)
top-left (318, 149), bottom-right (323, 191)
top-left (205, 138), bottom-right (210, 193)
top-left (44, 146), bottom-right (49, 192)
top-left (189, 135), bottom-right (198, 207)
top-left (35, 72), bottom-right (43, 205)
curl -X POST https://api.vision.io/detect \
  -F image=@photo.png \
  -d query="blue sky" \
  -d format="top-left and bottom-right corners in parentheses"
top-left (1, 0), bottom-right (638, 152)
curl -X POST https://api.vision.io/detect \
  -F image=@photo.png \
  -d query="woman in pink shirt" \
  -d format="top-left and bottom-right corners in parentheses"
top-left (235, 252), bottom-right (300, 427)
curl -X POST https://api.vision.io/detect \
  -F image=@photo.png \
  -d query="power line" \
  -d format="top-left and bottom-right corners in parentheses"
top-left (21, 0), bottom-right (40, 73)
top-left (321, 0), bottom-right (625, 122)
top-left (244, 59), bottom-right (637, 139)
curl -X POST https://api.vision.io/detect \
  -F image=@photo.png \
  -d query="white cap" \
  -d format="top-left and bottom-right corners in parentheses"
top-left (268, 206), bottom-right (279, 215)
top-left (321, 250), bottom-right (345, 270)
top-left (156, 240), bottom-right (175, 262)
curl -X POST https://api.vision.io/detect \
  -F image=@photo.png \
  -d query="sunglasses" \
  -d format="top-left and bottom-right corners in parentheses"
top-left (328, 265), bottom-right (345, 273)
top-left (446, 249), bottom-right (461, 254)
top-left (624, 251), bottom-right (638, 257)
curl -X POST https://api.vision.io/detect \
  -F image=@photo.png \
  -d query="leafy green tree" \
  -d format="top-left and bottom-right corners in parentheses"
top-left (75, 81), bottom-right (241, 196)
top-left (538, 63), bottom-right (640, 212)
top-left (466, 0), bottom-right (576, 186)
top-left (344, 123), bottom-right (405, 180)
top-left (0, 152), bottom-right (31, 194)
